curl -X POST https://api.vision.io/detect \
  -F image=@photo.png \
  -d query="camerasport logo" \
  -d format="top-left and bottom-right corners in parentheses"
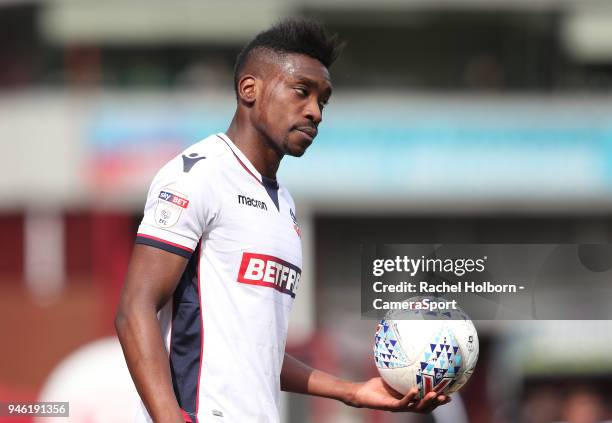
top-left (237, 252), bottom-right (301, 297)
top-left (154, 189), bottom-right (189, 228)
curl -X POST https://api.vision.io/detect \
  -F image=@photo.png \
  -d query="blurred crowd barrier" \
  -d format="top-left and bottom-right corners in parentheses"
top-left (2, 92), bottom-right (612, 209)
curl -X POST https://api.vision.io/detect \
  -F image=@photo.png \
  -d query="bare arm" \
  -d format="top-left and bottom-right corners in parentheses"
top-left (115, 244), bottom-right (189, 423)
top-left (281, 353), bottom-right (450, 413)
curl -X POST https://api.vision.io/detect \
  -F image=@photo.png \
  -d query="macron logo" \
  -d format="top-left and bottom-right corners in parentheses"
top-left (237, 194), bottom-right (268, 211)
top-left (182, 153), bottom-right (206, 173)
top-left (237, 252), bottom-right (301, 297)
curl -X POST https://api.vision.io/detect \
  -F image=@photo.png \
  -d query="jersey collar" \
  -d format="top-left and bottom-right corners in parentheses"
top-left (217, 132), bottom-right (263, 184)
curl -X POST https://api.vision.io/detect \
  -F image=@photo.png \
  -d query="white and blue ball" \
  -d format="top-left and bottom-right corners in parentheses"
top-left (373, 297), bottom-right (479, 398)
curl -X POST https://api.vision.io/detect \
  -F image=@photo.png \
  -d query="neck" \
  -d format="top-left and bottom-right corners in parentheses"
top-left (226, 114), bottom-right (282, 179)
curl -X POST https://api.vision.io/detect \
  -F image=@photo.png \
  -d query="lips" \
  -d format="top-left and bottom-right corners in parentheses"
top-left (295, 126), bottom-right (318, 139)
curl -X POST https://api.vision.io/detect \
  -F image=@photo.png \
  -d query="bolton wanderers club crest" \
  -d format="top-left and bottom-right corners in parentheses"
top-left (290, 209), bottom-right (301, 238)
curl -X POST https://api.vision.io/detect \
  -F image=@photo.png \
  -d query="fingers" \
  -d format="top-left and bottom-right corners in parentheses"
top-left (415, 391), bottom-right (438, 412)
top-left (396, 387), bottom-right (419, 408)
top-left (414, 392), bottom-right (451, 413)
top-left (392, 390), bottom-right (451, 413)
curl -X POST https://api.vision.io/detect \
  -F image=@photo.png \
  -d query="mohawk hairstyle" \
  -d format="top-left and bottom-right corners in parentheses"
top-left (233, 18), bottom-right (344, 95)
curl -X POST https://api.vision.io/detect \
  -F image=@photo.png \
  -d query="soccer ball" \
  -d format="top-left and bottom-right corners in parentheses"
top-left (373, 297), bottom-right (479, 399)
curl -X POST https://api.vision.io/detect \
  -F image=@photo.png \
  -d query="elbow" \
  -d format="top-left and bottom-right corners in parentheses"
top-left (114, 300), bottom-right (155, 339)
top-left (114, 310), bottom-right (124, 335)
top-left (114, 305), bottom-right (130, 338)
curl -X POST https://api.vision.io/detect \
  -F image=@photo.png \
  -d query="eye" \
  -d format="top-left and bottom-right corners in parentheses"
top-left (294, 87), bottom-right (308, 97)
top-left (319, 100), bottom-right (328, 110)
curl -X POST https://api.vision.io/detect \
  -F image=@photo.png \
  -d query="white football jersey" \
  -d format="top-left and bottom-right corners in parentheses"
top-left (134, 133), bottom-right (302, 423)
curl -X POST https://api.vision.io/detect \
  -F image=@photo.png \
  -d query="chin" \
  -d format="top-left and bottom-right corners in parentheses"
top-left (286, 147), bottom-right (307, 157)
top-left (281, 136), bottom-right (309, 157)
top-left (287, 140), bottom-right (312, 157)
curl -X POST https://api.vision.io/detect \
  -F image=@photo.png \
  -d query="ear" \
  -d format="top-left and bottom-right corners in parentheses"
top-left (237, 74), bottom-right (257, 105)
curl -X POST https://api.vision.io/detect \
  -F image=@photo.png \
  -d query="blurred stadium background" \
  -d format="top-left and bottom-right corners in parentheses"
top-left (2, 0), bottom-right (612, 422)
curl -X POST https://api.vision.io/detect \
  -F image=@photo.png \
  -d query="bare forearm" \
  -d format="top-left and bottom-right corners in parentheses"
top-left (115, 306), bottom-right (184, 423)
top-left (281, 353), bottom-right (450, 413)
top-left (280, 353), bottom-right (358, 406)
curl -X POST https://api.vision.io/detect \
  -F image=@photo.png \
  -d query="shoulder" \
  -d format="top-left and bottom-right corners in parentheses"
top-left (181, 133), bottom-right (229, 167)
top-left (145, 134), bottom-right (232, 212)
top-left (155, 133), bottom-right (229, 182)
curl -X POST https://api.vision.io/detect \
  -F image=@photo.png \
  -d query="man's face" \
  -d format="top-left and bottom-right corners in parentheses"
top-left (253, 53), bottom-right (332, 157)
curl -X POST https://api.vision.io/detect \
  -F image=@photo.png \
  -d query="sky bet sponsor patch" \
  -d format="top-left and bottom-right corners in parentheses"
top-left (154, 189), bottom-right (189, 228)
top-left (158, 190), bottom-right (189, 208)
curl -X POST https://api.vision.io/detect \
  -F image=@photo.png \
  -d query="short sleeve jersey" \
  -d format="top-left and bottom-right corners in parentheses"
top-left (134, 133), bottom-right (302, 423)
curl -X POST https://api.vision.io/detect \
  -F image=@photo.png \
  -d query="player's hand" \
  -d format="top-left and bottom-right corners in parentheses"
top-left (345, 377), bottom-right (450, 413)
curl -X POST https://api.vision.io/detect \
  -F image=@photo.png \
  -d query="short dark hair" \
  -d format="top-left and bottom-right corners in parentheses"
top-left (233, 18), bottom-right (344, 95)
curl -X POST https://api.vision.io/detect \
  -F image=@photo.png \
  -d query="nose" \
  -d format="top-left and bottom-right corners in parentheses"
top-left (304, 97), bottom-right (322, 125)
